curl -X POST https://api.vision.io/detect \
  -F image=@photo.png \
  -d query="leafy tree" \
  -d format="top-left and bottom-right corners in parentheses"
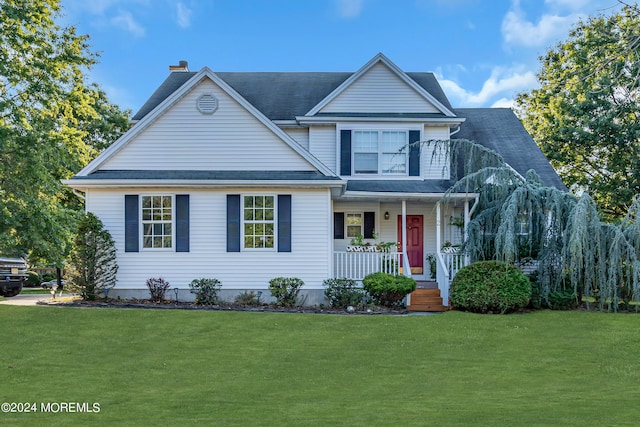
top-left (516, 4), bottom-right (640, 219)
top-left (67, 212), bottom-right (118, 301)
top-left (0, 0), bottom-right (129, 265)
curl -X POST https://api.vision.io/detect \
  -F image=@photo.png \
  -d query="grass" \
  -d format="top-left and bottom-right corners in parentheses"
top-left (1, 307), bottom-right (639, 426)
top-left (19, 288), bottom-right (53, 295)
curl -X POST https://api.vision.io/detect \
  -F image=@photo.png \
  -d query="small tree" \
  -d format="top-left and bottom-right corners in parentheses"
top-left (67, 212), bottom-right (118, 300)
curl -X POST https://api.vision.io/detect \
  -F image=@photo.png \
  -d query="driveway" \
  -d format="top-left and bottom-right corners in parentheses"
top-left (0, 293), bottom-right (54, 306)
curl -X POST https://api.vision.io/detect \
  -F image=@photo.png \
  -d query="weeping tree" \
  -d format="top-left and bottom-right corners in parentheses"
top-left (422, 138), bottom-right (640, 311)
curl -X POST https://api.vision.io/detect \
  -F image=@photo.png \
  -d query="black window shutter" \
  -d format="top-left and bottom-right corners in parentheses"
top-left (124, 195), bottom-right (139, 252)
top-left (409, 130), bottom-right (421, 176)
top-left (175, 194), bottom-right (189, 252)
top-left (364, 212), bottom-right (375, 238)
top-left (340, 129), bottom-right (352, 176)
top-left (334, 212), bottom-right (344, 239)
top-left (226, 195), bottom-right (241, 252)
top-left (278, 195), bottom-right (292, 252)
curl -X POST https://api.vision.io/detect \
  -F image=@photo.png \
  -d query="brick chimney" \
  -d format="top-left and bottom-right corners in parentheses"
top-left (169, 60), bottom-right (189, 72)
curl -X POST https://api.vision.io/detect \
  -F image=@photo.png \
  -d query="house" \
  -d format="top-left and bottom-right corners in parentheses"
top-left (63, 53), bottom-right (564, 309)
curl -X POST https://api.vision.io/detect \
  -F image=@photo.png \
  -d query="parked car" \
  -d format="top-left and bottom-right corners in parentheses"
top-left (0, 257), bottom-right (28, 297)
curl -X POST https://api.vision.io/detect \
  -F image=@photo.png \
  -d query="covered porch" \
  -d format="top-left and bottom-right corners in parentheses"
top-left (331, 192), bottom-right (477, 308)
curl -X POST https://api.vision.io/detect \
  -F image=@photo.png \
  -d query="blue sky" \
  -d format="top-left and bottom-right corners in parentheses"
top-left (59, 0), bottom-right (628, 114)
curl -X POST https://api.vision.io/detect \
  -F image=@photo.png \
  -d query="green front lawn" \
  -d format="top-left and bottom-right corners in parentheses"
top-left (19, 288), bottom-right (53, 295)
top-left (1, 307), bottom-right (638, 426)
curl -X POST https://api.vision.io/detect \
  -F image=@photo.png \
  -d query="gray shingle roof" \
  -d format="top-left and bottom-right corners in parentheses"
top-left (71, 170), bottom-right (340, 181)
top-left (132, 71), bottom-right (452, 121)
top-left (454, 108), bottom-right (566, 190)
top-left (346, 180), bottom-right (455, 194)
top-left (127, 69), bottom-right (565, 193)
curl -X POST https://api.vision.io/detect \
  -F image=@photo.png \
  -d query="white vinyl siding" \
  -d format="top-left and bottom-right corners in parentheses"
top-left (101, 80), bottom-right (315, 171)
top-left (85, 187), bottom-right (332, 291)
top-left (309, 126), bottom-right (336, 173)
top-left (421, 126), bottom-right (451, 180)
top-left (283, 128), bottom-right (309, 150)
top-left (320, 62), bottom-right (440, 114)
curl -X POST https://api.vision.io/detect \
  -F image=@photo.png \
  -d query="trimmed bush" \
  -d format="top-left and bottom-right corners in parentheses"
top-left (269, 277), bottom-right (304, 307)
top-left (146, 277), bottom-right (170, 303)
top-left (449, 261), bottom-right (531, 314)
top-left (189, 278), bottom-right (222, 305)
top-left (323, 278), bottom-right (366, 308)
top-left (362, 272), bottom-right (416, 307)
top-left (234, 291), bottom-right (262, 306)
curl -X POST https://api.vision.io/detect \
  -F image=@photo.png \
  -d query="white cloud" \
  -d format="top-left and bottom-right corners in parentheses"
top-left (176, 2), bottom-right (192, 28)
top-left (335, 0), bottom-right (364, 18)
top-left (501, 6), bottom-right (581, 48)
top-left (111, 10), bottom-right (145, 37)
top-left (501, 0), bottom-right (621, 49)
top-left (490, 97), bottom-right (515, 108)
top-left (436, 66), bottom-right (537, 107)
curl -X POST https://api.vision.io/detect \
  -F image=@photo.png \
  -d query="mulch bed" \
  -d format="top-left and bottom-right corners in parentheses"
top-left (40, 298), bottom-right (410, 315)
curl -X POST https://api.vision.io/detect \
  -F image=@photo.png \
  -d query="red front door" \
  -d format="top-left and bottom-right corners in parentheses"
top-left (397, 215), bottom-right (424, 274)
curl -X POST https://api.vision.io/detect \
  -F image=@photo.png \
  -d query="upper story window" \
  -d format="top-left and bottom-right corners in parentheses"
top-left (142, 195), bottom-right (173, 249)
top-left (353, 130), bottom-right (408, 175)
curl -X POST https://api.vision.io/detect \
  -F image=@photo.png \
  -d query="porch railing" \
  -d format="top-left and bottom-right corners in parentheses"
top-left (441, 249), bottom-right (465, 280)
top-left (333, 251), bottom-right (402, 281)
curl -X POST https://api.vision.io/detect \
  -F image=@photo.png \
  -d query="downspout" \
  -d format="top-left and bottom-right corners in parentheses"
top-left (449, 125), bottom-right (461, 137)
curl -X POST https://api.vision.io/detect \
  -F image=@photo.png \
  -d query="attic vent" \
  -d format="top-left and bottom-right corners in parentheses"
top-left (197, 94), bottom-right (218, 114)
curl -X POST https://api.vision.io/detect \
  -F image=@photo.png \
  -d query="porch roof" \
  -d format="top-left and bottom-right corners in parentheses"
top-left (346, 179), bottom-right (453, 193)
top-left (338, 179), bottom-right (477, 202)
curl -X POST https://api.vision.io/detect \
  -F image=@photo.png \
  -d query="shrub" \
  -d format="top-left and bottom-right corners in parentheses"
top-left (67, 212), bottom-right (118, 300)
top-left (146, 277), bottom-right (170, 303)
top-left (362, 272), bottom-right (416, 307)
top-left (189, 278), bottom-right (222, 305)
top-left (548, 288), bottom-right (579, 310)
top-left (268, 277), bottom-right (304, 307)
top-left (449, 261), bottom-right (531, 314)
top-left (234, 291), bottom-right (262, 306)
top-left (323, 278), bottom-right (366, 308)
top-left (25, 271), bottom-right (41, 288)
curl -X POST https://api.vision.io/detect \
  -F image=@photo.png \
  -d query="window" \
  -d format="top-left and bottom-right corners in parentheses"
top-left (243, 195), bottom-right (275, 249)
top-left (346, 213), bottom-right (362, 238)
top-left (353, 130), bottom-right (408, 175)
top-left (517, 213), bottom-right (530, 236)
top-left (142, 195), bottom-right (173, 248)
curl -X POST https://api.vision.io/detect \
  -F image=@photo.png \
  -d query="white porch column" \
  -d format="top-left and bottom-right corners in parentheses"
top-left (401, 199), bottom-right (407, 265)
top-left (436, 202), bottom-right (449, 306)
top-left (436, 202), bottom-right (441, 251)
top-left (464, 200), bottom-right (470, 265)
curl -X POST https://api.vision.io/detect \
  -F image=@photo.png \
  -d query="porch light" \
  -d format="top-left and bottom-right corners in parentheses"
top-left (384, 211), bottom-right (390, 220)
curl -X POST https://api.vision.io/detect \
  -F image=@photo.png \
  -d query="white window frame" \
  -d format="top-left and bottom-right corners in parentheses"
top-left (141, 194), bottom-right (174, 250)
top-left (345, 212), bottom-right (364, 239)
top-left (241, 194), bottom-right (277, 251)
top-left (353, 130), bottom-right (409, 176)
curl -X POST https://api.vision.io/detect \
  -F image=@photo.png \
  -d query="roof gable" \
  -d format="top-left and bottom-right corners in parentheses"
top-left (306, 53), bottom-right (456, 117)
top-left (78, 69), bottom-right (335, 177)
